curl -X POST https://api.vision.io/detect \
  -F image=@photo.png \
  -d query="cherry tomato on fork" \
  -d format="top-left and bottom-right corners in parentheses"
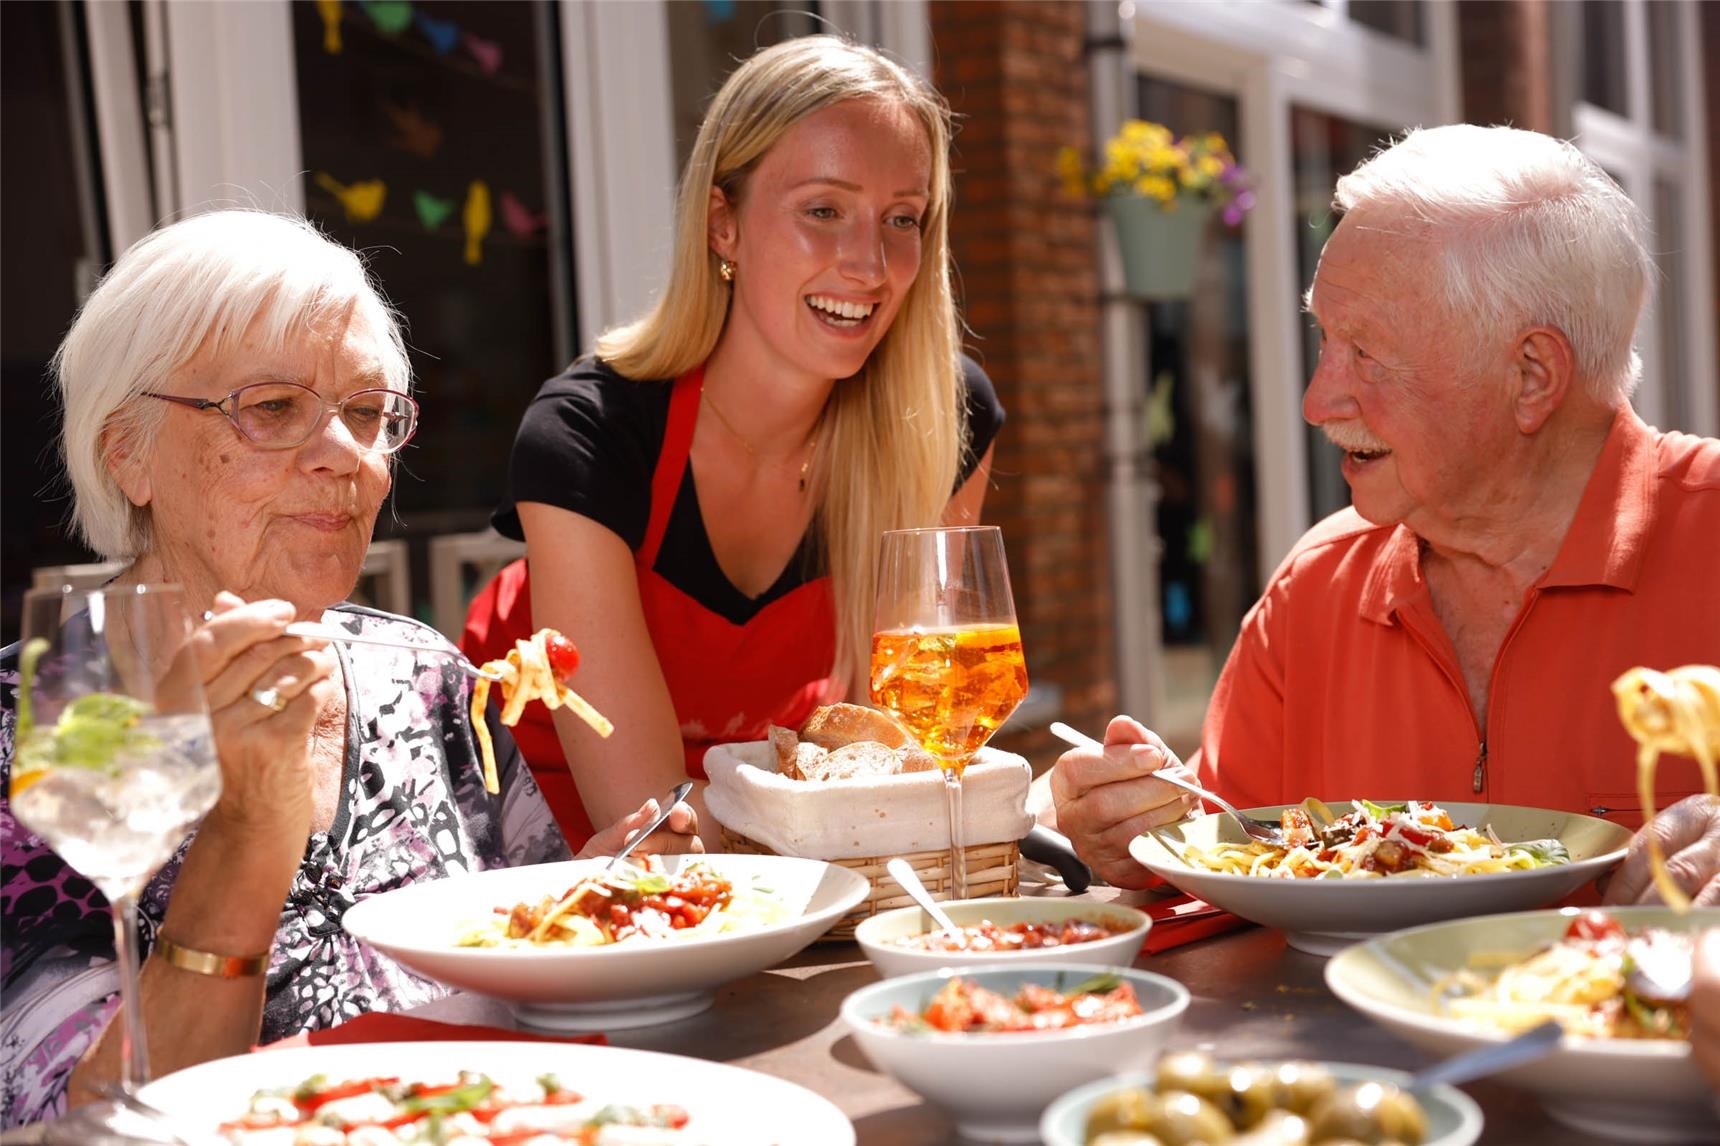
top-left (545, 632), bottom-right (581, 681)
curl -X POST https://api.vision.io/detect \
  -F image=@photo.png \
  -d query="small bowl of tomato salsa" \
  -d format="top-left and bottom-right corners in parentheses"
top-left (840, 963), bottom-right (1188, 1143)
top-left (855, 896), bottom-right (1151, 979)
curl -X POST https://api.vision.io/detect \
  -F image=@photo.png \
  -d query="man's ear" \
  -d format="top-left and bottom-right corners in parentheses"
top-left (103, 422), bottom-right (152, 509)
top-left (707, 185), bottom-right (739, 262)
top-left (1511, 326), bottom-right (1577, 434)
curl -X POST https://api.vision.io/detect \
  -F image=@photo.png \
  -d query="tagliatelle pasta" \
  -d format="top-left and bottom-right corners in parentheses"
top-left (470, 628), bottom-right (613, 794)
top-left (1181, 799), bottom-right (1572, 880)
top-left (1611, 665), bottom-right (1720, 912)
top-left (1435, 910), bottom-right (1693, 1040)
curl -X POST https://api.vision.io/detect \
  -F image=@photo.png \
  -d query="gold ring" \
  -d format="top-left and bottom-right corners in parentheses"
top-left (249, 686), bottom-right (288, 713)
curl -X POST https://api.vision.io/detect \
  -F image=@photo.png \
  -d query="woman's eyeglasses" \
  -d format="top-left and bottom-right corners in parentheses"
top-left (143, 381), bottom-right (419, 455)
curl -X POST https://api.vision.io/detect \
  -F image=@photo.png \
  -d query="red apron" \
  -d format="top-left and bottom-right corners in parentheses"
top-left (462, 367), bottom-right (837, 850)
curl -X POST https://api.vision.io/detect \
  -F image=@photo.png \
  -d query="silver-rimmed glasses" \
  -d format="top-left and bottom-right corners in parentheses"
top-left (143, 381), bottom-right (419, 454)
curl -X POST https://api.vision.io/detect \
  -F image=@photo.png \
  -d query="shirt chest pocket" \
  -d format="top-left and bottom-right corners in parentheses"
top-left (1584, 789), bottom-right (1702, 832)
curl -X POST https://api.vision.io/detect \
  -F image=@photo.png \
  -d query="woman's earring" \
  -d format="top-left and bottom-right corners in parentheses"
top-left (718, 258), bottom-right (736, 283)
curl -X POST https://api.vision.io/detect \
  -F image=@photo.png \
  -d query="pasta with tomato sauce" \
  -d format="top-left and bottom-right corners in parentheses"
top-left (470, 627), bottom-right (612, 794)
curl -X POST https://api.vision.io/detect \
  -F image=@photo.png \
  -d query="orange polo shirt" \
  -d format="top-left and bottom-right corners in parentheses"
top-left (1198, 408), bottom-right (1720, 831)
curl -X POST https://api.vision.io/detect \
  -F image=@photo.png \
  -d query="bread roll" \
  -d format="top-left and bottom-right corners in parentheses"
top-left (769, 724), bottom-right (802, 779)
top-left (800, 740), bottom-right (904, 782)
top-left (898, 744), bottom-right (941, 773)
top-left (800, 703), bottom-right (908, 749)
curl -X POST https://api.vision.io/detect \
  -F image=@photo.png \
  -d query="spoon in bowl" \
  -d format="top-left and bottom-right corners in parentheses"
top-left (886, 857), bottom-right (959, 934)
top-left (1407, 1019), bottom-right (1563, 1091)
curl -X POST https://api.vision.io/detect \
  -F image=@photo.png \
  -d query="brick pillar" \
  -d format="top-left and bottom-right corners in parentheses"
top-left (929, 1), bottom-right (1113, 770)
top-left (1457, 0), bottom-right (1555, 133)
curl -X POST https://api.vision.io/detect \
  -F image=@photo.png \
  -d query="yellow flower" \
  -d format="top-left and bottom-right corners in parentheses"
top-left (1136, 174), bottom-right (1177, 203)
top-left (1056, 146), bottom-right (1087, 197)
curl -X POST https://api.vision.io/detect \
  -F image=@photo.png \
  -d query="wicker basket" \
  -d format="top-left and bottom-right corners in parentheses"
top-left (720, 826), bottom-right (1019, 941)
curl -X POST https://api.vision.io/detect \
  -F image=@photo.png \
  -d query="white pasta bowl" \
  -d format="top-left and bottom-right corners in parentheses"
top-left (854, 896), bottom-right (1151, 979)
top-left (840, 963), bottom-right (1188, 1143)
top-left (1129, 800), bottom-right (1631, 955)
top-left (1326, 905), bottom-right (1720, 1144)
top-left (342, 853), bottom-right (869, 1031)
top-left (138, 1039), bottom-right (854, 1145)
top-left (1039, 1061), bottom-right (1483, 1146)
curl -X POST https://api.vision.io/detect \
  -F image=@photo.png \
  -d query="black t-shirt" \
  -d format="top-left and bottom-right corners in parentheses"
top-left (494, 355), bottom-right (1005, 625)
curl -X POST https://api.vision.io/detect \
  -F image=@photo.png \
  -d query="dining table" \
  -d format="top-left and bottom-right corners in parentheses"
top-left (400, 878), bottom-right (1626, 1146)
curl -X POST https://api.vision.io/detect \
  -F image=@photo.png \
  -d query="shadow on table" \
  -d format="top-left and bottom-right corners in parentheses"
top-left (849, 1102), bottom-right (957, 1146)
top-left (629, 962), bottom-right (881, 1059)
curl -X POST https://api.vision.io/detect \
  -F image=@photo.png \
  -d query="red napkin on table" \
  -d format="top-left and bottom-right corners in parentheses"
top-left (1139, 892), bottom-right (1253, 954)
top-left (258, 1012), bottom-right (608, 1049)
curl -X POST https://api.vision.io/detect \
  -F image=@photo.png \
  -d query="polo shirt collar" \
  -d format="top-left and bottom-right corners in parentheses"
top-left (1357, 406), bottom-right (1652, 624)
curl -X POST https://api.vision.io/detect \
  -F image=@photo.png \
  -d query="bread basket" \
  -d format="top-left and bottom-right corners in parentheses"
top-left (705, 740), bottom-right (1031, 940)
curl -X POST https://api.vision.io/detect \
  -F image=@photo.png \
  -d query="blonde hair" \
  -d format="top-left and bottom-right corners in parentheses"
top-left (53, 210), bottom-right (410, 560)
top-left (597, 36), bottom-right (965, 690)
top-left (1335, 124), bottom-right (1651, 405)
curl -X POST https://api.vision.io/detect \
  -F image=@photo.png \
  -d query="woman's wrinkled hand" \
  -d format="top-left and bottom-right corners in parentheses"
top-left (1603, 793), bottom-right (1720, 908)
top-left (577, 795), bottom-right (703, 862)
top-left (1049, 714), bottom-right (1198, 889)
top-left (190, 591), bottom-right (336, 843)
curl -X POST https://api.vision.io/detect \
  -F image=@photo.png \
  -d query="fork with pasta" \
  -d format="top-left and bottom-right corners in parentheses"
top-left (470, 628), bottom-right (613, 794)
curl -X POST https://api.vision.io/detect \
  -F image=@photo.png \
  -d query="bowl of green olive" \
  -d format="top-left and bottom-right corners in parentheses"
top-left (1039, 1050), bottom-right (1482, 1146)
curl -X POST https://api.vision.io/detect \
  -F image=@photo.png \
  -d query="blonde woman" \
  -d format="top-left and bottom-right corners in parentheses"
top-left (474, 36), bottom-right (1002, 849)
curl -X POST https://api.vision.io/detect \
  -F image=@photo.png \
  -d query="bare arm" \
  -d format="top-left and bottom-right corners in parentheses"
top-left (944, 445), bottom-right (995, 526)
top-left (515, 501), bottom-right (713, 846)
top-left (69, 596), bottom-right (335, 1103)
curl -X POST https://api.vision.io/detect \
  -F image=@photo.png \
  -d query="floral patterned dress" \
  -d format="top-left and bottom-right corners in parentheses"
top-left (0, 604), bottom-right (570, 1128)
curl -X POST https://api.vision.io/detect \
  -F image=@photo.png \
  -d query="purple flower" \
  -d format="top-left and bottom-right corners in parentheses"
top-left (1221, 189), bottom-right (1257, 226)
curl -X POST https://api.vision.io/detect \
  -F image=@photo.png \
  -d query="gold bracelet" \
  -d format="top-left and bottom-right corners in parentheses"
top-left (153, 934), bottom-right (269, 978)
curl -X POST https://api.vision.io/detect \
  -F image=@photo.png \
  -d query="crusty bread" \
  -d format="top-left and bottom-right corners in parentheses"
top-left (898, 744), bottom-right (941, 773)
top-left (769, 724), bottom-right (802, 779)
top-left (800, 703), bottom-right (908, 750)
top-left (800, 740), bottom-right (904, 782)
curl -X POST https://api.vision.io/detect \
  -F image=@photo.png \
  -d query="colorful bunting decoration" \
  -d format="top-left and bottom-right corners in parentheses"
top-left (413, 190), bottom-right (457, 231)
top-left (463, 180), bottom-right (492, 266)
top-left (413, 9), bottom-right (460, 55)
top-left (316, 0), bottom-right (344, 53)
top-left (463, 32), bottom-right (503, 76)
top-left (314, 173), bottom-right (387, 223)
top-left (384, 102), bottom-right (443, 158)
top-left (499, 191), bottom-right (547, 237)
top-left (359, 0), bottom-right (413, 36)
top-left (318, 1), bottom-right (508, 76)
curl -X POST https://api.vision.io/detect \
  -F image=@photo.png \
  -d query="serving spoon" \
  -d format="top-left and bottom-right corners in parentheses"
top-left (1048, 722), bottom-right (1286, 848)
top-left (886, 857), bottom-right (960, 933)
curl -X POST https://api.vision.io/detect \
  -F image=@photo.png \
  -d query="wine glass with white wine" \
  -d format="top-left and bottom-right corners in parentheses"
top-left (10, 583), bottom-right (221, 1144)
top-left (870, 526), bottom-right (1027, 900)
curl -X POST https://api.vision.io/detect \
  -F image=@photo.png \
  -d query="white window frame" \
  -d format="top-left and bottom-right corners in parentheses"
top-left (1102, 0), bottom-right (1460, 721)
top-left (1568, 0), bottom-right (1717, 436)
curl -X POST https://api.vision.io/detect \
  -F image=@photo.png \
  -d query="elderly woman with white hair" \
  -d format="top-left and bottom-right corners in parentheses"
top-left (0, 210), bottom-right (698, 1128)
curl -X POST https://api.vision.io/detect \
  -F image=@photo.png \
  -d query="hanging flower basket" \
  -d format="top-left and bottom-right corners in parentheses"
top-left (1105, 196), bottom-right (1212, 302)
top-left (1058, 121), bottom-right (1255, 304)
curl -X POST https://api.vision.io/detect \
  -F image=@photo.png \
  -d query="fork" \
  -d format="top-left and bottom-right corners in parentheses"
top-left (1048, 722), bottom-right (1287, 848)
top-left (285, 621), bottom-right (504, 680)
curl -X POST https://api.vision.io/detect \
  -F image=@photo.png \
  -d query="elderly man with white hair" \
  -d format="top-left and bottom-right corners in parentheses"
top-left (1047, 123), bottom-right (1720, 896)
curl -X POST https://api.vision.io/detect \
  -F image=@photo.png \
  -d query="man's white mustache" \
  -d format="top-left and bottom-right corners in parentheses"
top-left (1323, 423), bottom-right (1389, 453)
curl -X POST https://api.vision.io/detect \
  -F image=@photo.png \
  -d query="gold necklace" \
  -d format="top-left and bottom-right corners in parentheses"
top-left (701, 389), bottom-right (820, 493)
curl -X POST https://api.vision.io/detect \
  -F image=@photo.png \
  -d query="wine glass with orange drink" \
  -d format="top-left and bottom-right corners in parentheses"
top-left (869, 526), bottom-right (1028, 900)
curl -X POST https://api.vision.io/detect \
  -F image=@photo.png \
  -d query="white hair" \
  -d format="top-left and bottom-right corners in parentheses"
top-left (52, 210), bottom-right (411, 560)
top-left (1334, 124), bottom-right (1652, 405)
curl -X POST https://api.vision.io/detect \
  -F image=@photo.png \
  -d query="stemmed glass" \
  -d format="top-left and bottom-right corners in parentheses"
top-left (11, 584), bottom-right (221, 1144)
top-left (870, 526), bottom-right (1028, 900)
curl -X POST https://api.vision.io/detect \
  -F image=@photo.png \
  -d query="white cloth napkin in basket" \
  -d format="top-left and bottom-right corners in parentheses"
top-left (703, 741), bottom-right (1033, 861)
